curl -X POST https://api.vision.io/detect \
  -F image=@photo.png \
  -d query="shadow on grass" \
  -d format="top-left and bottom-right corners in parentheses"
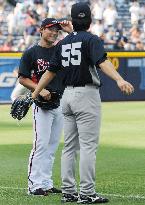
top-left (0, 144), bottom-right (145, 205)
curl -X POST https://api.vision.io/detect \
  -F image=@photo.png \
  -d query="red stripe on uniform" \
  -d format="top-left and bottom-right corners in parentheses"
top-left (28, 105), bottom-right (38, 185)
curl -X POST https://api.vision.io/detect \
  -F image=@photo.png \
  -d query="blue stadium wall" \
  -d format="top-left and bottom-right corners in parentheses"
top-left (99, 52), bottom-right (145, 101)
top-left (0, 52), bottom-right (145, 103)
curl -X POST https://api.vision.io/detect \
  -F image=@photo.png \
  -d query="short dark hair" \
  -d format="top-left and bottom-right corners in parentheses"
top-left (72, 18), bottom-right (92, 31)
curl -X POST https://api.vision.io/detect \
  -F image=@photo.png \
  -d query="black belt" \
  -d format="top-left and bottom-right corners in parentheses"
top-left (68, 84), bottom-right (94, 87)
top-left (66, 84), bottom-right (98, 88)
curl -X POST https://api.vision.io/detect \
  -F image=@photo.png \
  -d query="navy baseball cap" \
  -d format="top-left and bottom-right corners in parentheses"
top-left (71, 2), bottom-right (91, 20)
top-left (40, 18), bottom-right (62, 30)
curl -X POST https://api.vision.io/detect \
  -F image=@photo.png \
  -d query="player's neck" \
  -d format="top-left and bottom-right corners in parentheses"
top-left (39, 39), bottom-right (54, 48)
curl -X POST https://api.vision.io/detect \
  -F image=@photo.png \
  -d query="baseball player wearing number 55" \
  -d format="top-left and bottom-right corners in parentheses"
top-left (32, 3), bottom-right (134, 203)
top-left (18, 18), bottom-right (72, 196)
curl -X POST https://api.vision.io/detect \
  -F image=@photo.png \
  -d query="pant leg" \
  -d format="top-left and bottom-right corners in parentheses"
top-left (61, 90), bottom-right (79, 194)
top-left (28, 104), bottom-right (58, 192)
top-left (71, 87), bottom-right (101, 195)
top-left (41, 106), bottom-right (63, 189)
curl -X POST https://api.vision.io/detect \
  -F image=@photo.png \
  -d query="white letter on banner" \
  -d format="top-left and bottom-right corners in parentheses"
top-left (0, 72), bottom-right (17, 87)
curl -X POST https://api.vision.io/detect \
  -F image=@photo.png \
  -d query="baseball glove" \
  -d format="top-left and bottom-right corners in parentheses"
top-left (10, 92), bottom-right (33, 120)
top-left (34, 92), bottom-right (61, 110)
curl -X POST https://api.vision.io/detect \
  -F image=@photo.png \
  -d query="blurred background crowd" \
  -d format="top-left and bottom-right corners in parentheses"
top-left (0, 0), bottom-right (145, 51)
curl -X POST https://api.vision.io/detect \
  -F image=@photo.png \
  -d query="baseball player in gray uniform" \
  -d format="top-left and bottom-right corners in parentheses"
top-left (31, 2), bottom-right (134, 203)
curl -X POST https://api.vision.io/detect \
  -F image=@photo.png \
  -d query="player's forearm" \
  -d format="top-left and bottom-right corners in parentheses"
top-left (32, 70), bottom-right (56, 99)
top-left (99, 59), bottom-right (124, 82)
top-left (19, 77), bottom-right (37, 92)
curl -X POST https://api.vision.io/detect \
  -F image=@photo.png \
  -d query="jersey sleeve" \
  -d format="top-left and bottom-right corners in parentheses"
top-left (18, 49), bottom-right (33, 78)
top-left (89, 36), bottom-right (107, 66)
top-left (47, 43), bottom-right (62, 73)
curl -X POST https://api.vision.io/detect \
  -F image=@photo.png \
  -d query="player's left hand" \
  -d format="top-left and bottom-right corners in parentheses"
top-left (117, 79), bottom-right (134, 95)
top-left (10, 92), bottom-right (34, 120)
top-left (60, 20), bottom-right (73, 33)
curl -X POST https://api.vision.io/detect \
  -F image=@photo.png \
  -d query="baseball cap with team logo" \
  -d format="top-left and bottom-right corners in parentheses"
top-left (40, 18), bottom-right (62, 30)
top-left (71, 2), bottom-right (91, 20)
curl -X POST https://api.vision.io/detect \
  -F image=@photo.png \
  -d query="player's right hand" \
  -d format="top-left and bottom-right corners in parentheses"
top-left (39, 89), bottom-right (51, 101)
top-left (117, 79), bottom-right (134, 95)
top-left (60, 20), bottom-right (73, 33)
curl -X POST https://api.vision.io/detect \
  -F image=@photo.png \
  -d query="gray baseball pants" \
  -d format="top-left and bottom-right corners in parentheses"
top-left (61, 85), bottom-right (101, 195)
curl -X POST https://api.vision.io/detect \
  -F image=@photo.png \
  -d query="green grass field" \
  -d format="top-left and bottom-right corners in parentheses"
top-left (0, 102), bottom-right (145, 205)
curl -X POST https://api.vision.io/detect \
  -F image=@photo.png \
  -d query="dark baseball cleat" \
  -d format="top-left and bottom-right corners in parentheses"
top-left (61, 193), bottom-right (79, 203)
top-left (77, 193), bottom-right (109, 204)
top-left (29, 188), bottom-right (48, 196)
top-left (47, 187), bottom-right (62, 194)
